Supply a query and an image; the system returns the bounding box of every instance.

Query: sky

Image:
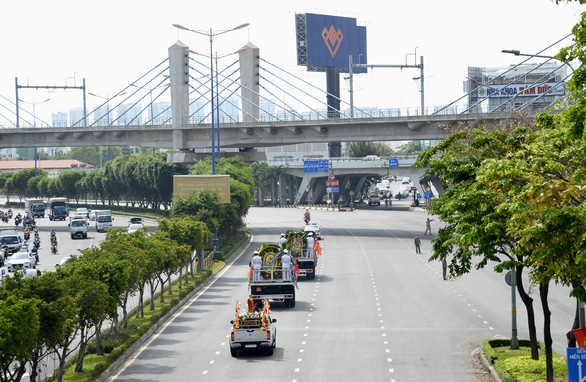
[0,0,584,125]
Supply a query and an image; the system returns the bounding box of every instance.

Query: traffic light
[412,186,417,193]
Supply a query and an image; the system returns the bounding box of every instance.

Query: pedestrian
[424,218,434,235]
[279,233,287,247]
[414,235,421,253]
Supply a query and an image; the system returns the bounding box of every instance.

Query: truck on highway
[68,216,88,239]
[94,210,113,232]
[24,198,46,218]
[249,244,297,308]
[287,229,321,280]
[47,198,69,221]
[230,299,277,357]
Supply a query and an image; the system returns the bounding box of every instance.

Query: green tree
[348,142,393,157]
[58,170,86,202]
[0,295,40,382]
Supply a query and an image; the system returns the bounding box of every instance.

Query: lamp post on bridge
[173,22,249,175]
[189,47,246,161]
[501,49,575,73]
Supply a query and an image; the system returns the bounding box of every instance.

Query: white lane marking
[107,233,254,381]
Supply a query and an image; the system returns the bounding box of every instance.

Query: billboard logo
[321,25,344,57]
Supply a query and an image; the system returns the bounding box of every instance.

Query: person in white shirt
[251,251,262,281]
[281,249,292,281]
[306,232,315,258]
[279,233,287,247]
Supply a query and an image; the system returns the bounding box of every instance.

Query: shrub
[505,355,567,382]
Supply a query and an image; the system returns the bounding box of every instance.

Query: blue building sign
[388,158,398,167]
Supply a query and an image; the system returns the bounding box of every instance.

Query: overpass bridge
[264,155,435,204]
[0,111,508,151]
[0,41,550,161]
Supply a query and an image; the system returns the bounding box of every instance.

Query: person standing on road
[424,218,434,235]
[414,235,421,253]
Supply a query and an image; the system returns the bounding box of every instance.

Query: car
[7,252,36,272]
[76,208,90,218]
[89,210,97,221]
[362,155,380,161]
[21,269,42,279]
[127,223,145,234]
[303,223,322,240]
[128,217,143,225]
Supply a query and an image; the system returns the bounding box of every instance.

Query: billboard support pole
[349,55,354,118]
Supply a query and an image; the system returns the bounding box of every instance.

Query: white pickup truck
[230,304,277,357]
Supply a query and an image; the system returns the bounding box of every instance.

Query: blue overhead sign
[326,187,340,193]
[304,160,329,173]
[388,158,398,167]
[297,13,367,73]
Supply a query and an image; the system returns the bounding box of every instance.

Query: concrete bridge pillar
[239,42,260,122]
[279,173,287,206]
[169,41,190,150]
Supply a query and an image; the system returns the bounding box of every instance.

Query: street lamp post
[173,22,249,174]
[501,49,575,73]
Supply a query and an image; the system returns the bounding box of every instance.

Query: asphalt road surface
[105,206,576,382]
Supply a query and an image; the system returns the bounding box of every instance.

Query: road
[105,206,577,382]
[0,208,157,382]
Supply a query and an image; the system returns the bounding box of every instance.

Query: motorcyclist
[33,236,40,249]
[50,239,58,254]
[24,228,30,241]
[7,208,12,218]
[31,246,39,264]
[50,229,56,241]
[304,209,311,224]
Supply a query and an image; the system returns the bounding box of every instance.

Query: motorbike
[7,210,12,219]
[2,215,8,223]
[31,247,39,264]
[14,217,21,227]
[304,215,310,224]
[51,242,58,255]
[24,231,30,241]
[33,238,40,249]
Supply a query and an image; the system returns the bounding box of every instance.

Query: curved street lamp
[173,22,249,174]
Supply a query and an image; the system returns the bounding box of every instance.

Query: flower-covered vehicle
[230,299,277,357]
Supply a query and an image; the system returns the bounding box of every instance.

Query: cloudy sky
[0,0,583,125]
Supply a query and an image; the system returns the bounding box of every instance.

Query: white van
[95,210,113,232]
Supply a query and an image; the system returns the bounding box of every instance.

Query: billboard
[296,13,367,73]
[173,175,230,203]
[476,82,565,98]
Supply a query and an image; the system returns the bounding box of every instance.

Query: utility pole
[349,55,424,116]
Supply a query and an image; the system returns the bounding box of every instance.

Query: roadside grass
[46,228,248,382]
[483,339,567,382]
